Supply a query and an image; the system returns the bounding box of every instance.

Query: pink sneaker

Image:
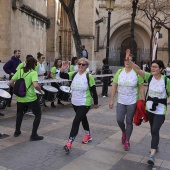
[63,142,72,153]
[124,141,130,151]
[122,133,126,144]
[82,134,92,144]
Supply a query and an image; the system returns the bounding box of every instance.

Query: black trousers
[102,77,108,96]
[147,111,165,149]
[16,99,41,136]
[69,105,90,138]
[51,82,61,104]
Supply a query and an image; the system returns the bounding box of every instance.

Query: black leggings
[69,105,90,139]
[51,82,61,104]
[147,111,165,149]
[16,99,41,136]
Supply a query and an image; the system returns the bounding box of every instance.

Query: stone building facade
[0,0,170,73]
[73,0,170,71]
[0,0,49,62]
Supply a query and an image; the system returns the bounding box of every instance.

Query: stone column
[46,0,59,61]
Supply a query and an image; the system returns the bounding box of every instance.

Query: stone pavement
[0,86,170,170]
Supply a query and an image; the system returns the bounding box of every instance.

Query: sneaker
[122,133,126,144]
[7,103,11,107]
[30,134,44,141]
[147,155,155,165]
[14,131,21,137]
[58,101,64,105]
[82,134,92,144]
[43,103,48,107]
[51,103,56,108]
[103,95,106,98]
[63,142,72,153]
[124,141,130,151]
[0,133,3,138]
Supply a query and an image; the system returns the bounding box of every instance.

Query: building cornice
[80,35,95,39]
[12,0,50,28]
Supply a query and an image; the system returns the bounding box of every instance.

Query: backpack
[71,72,93,97]
[13,70,32,97]
[145,75,168,101]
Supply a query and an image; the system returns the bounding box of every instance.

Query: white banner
[152,32,159,61]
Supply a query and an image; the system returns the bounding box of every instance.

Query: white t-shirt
[56,68,61,79]
[144,73,170,115]
[166,67,170,76]
[38,63,45,81]
[74,65,78,71]
[113,68,143,105]
[142,64,146,71]
[71,73,88,105]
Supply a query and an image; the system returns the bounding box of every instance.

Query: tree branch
[68,0,75,10]
[59,0,68,13]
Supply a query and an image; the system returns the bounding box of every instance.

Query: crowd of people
[0,47,170,167]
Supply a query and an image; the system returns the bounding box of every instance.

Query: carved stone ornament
[12,0,23,10]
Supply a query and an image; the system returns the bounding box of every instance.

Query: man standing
[82,45,88,59]
[101,58,109,97]
[3,50,21,107]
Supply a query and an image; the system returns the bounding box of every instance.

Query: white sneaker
[25,110,34,116]
[103,95,106,98]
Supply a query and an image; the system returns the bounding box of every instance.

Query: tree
[59,0,82,58]
[138,0,169,61]
[153,3,170,62]
[130,0,139,56]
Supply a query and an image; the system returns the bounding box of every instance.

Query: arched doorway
[120,38,137,66]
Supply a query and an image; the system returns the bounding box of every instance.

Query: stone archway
[120,38,137,66]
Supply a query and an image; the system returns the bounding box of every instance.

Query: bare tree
[59,0,82,58]
[153,3,170,62]
[138,0,169,61]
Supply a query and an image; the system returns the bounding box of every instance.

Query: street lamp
[153,23,162,60]
[105,0,115,64]
[155,24,161,34]
[102,0,115,97]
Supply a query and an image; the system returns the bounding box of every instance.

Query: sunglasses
[42,57,45,59]
[78,63,87,66]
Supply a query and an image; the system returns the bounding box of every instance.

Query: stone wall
[0,0,11,62]
[0,0,48,63]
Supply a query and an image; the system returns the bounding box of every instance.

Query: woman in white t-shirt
[37,52,46,82]
[37,52,47,107]
[109,53,145,151]
[126,49,170,166]
[60,58,99,153]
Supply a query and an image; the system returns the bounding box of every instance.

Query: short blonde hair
[78,58,89,66]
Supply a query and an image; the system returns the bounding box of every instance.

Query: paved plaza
[0,86,170,170]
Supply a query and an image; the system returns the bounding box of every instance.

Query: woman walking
[109,53,145,151]
[10,57,44,141]
[126,49,170,165]
[60,58,99,153]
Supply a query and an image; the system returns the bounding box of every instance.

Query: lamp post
[153,23,161,60]
[105,0,115,64]
[101,0,115,97]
